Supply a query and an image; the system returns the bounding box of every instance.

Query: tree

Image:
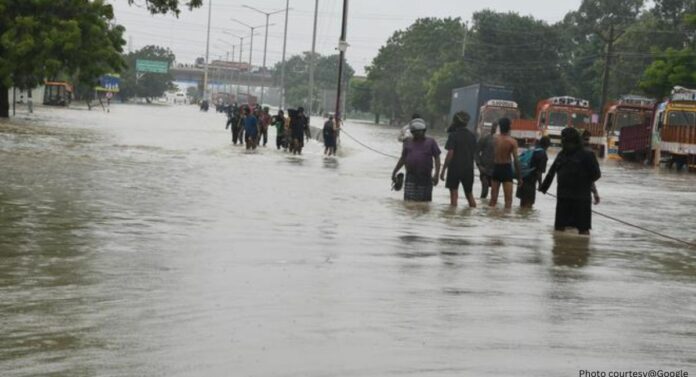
[272,52,354,110]
[129,0,203,15]
[119,45,176,101]
[365,18,466,124]
[348,78,372,113]
[574,0,645,110]
[640,14,696,98]
[0,0,202,118]
[0,0,126,117]
[464,11,566,117]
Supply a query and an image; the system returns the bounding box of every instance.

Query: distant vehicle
[602,95,654,161]
[652,86,696,170]
[43,81,73,106]
[477,100,520,136]
[449,84,514,136]
[200,100,209,112]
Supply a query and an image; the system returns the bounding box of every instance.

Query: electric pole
[280,0,290,109]
[308,0,319,115]
[203,0,212,101]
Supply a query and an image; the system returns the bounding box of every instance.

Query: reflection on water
[1,105,695,376]
[552,232,591,267]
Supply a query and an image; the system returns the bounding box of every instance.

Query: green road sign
[136,59,169,74]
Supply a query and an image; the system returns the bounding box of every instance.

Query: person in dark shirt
[440,111,477,207]
[540,128,601,235]
[323,115,337,156]
[290,107,309,155]
[517,136,551,208]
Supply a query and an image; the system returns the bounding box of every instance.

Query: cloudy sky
[111,0,582,75]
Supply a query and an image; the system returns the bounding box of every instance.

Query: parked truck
[449,84,514,136]
[652,86,696,170]
[508,96,604,153]
[602,95,654,161]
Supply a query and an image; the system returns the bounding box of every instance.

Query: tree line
[0,0,197,118]
[351,0,696,126]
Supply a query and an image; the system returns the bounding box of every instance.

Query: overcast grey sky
[111,0,582,75]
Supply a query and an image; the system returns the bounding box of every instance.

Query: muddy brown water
[1,105,695,376]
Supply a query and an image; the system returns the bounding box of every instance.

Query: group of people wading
[225,104,339,156]
[392,112,602,235]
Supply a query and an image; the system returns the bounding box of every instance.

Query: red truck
[510,96,604,152]
[603,96,654,161]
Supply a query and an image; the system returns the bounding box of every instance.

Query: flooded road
[1,104,695,376]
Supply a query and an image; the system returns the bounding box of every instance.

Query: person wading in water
[540,128,601,235]
[475,122,497,199]
[489,118,522,209]
[323,115,337,156]
[440,111,477,207]
[391,118,441,202]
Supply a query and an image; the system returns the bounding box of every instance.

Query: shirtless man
[489,118,522,209]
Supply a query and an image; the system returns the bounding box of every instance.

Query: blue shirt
[244,115,258,134]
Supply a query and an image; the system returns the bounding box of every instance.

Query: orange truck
[603,95,655,160]
[476,99,520,136]
[510,96,604,152]
[652,86,696,170]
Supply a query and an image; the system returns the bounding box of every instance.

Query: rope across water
[339,125,696,248]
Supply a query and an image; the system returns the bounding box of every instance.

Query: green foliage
[0,0,126,116]
[129,0,203,16]
[366,18,466,122]
[272,52,354,109]
[363,2,694,124]
[119,45,176,100]
[640,48,696,98]
[348,78,372,113]
[639,12,696,98]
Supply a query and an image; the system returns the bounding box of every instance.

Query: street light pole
[308,0,319,115]
[280,0,290,109]
[203,0,212,101]
[334,0,349,120]
[231,18,268,101]
[243,5,285,107]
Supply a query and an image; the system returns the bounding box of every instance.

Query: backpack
[515,147,544,178]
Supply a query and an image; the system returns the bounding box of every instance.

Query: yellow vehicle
[603,96,654,161]
[652,87,696,170]
[43,82,73,106]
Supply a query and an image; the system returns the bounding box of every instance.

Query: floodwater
[1,104,695,377]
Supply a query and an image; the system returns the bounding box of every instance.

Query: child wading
[516,136,551,208]
[540,128,601,235]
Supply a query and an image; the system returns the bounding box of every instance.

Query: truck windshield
[482,108,519,124]
[668,111,696,126]
[571,112,592,127]
[548,112,568,127]
[615,111,644,129]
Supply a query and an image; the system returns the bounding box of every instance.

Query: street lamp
[222,30,256,100]
[231,18,271,100]
[242,5,286,107]
[280,0,290,109]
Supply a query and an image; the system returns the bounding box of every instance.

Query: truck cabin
[654,89,696,134]
[537,97,592,138]
[43,82,73,106]
[604,96,654,135]
[477,100,520,136]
